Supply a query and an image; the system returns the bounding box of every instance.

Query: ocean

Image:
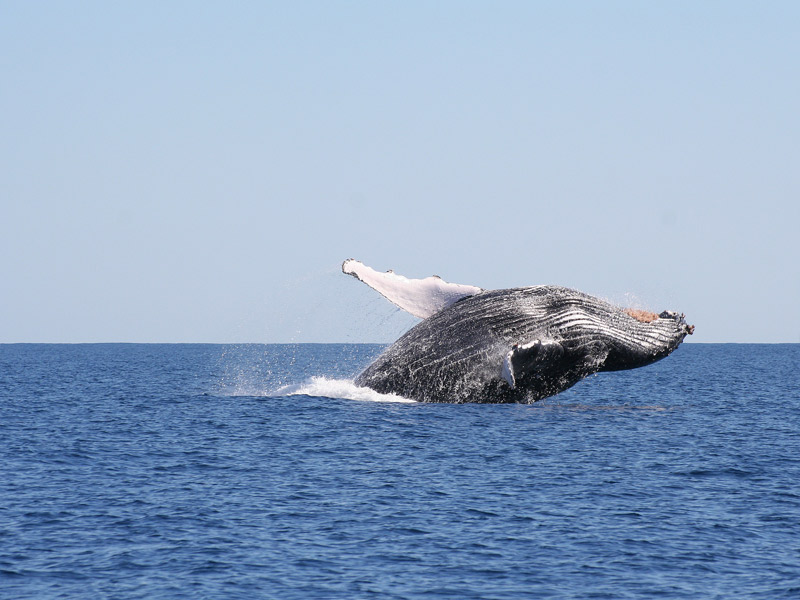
[1,343,799,599]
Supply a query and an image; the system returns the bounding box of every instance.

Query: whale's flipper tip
[342,258,358,276]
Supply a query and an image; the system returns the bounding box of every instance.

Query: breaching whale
[343,259,694,403]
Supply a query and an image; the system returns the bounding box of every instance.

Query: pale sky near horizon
[2,2,798,343]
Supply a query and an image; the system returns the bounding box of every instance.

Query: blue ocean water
[1,343,799,599]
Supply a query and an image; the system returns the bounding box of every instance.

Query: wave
[277,376,416,403]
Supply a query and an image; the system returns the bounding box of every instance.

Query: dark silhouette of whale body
[344,260,694,404]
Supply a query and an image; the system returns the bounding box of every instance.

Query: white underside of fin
[502,350,516,388]
[342,259,483,319]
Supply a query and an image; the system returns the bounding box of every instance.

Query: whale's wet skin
[344,260,693,403]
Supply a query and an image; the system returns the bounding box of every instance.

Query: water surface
[1,343,798,599]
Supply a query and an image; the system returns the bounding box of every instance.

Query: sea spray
[215,343,388,397]
[279,376,415,403]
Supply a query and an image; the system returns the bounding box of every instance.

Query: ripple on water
[0,344,799,599]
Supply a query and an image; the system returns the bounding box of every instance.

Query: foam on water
[279,376,416,403]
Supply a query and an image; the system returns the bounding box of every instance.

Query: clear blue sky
[2,2,798,343]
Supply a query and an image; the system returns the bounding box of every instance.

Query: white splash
[278,376,416,403]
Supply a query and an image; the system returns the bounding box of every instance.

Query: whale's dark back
[355,286,691,403]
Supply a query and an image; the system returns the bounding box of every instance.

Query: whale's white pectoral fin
[342,259,483,319]
[501,350,517,388]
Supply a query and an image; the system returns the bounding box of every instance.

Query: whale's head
[600,308,694,372]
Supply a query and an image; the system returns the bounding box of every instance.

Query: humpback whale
[344,259,694,403]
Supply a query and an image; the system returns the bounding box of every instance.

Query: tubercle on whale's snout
[657,310,695,336]
[676,314,696,336]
